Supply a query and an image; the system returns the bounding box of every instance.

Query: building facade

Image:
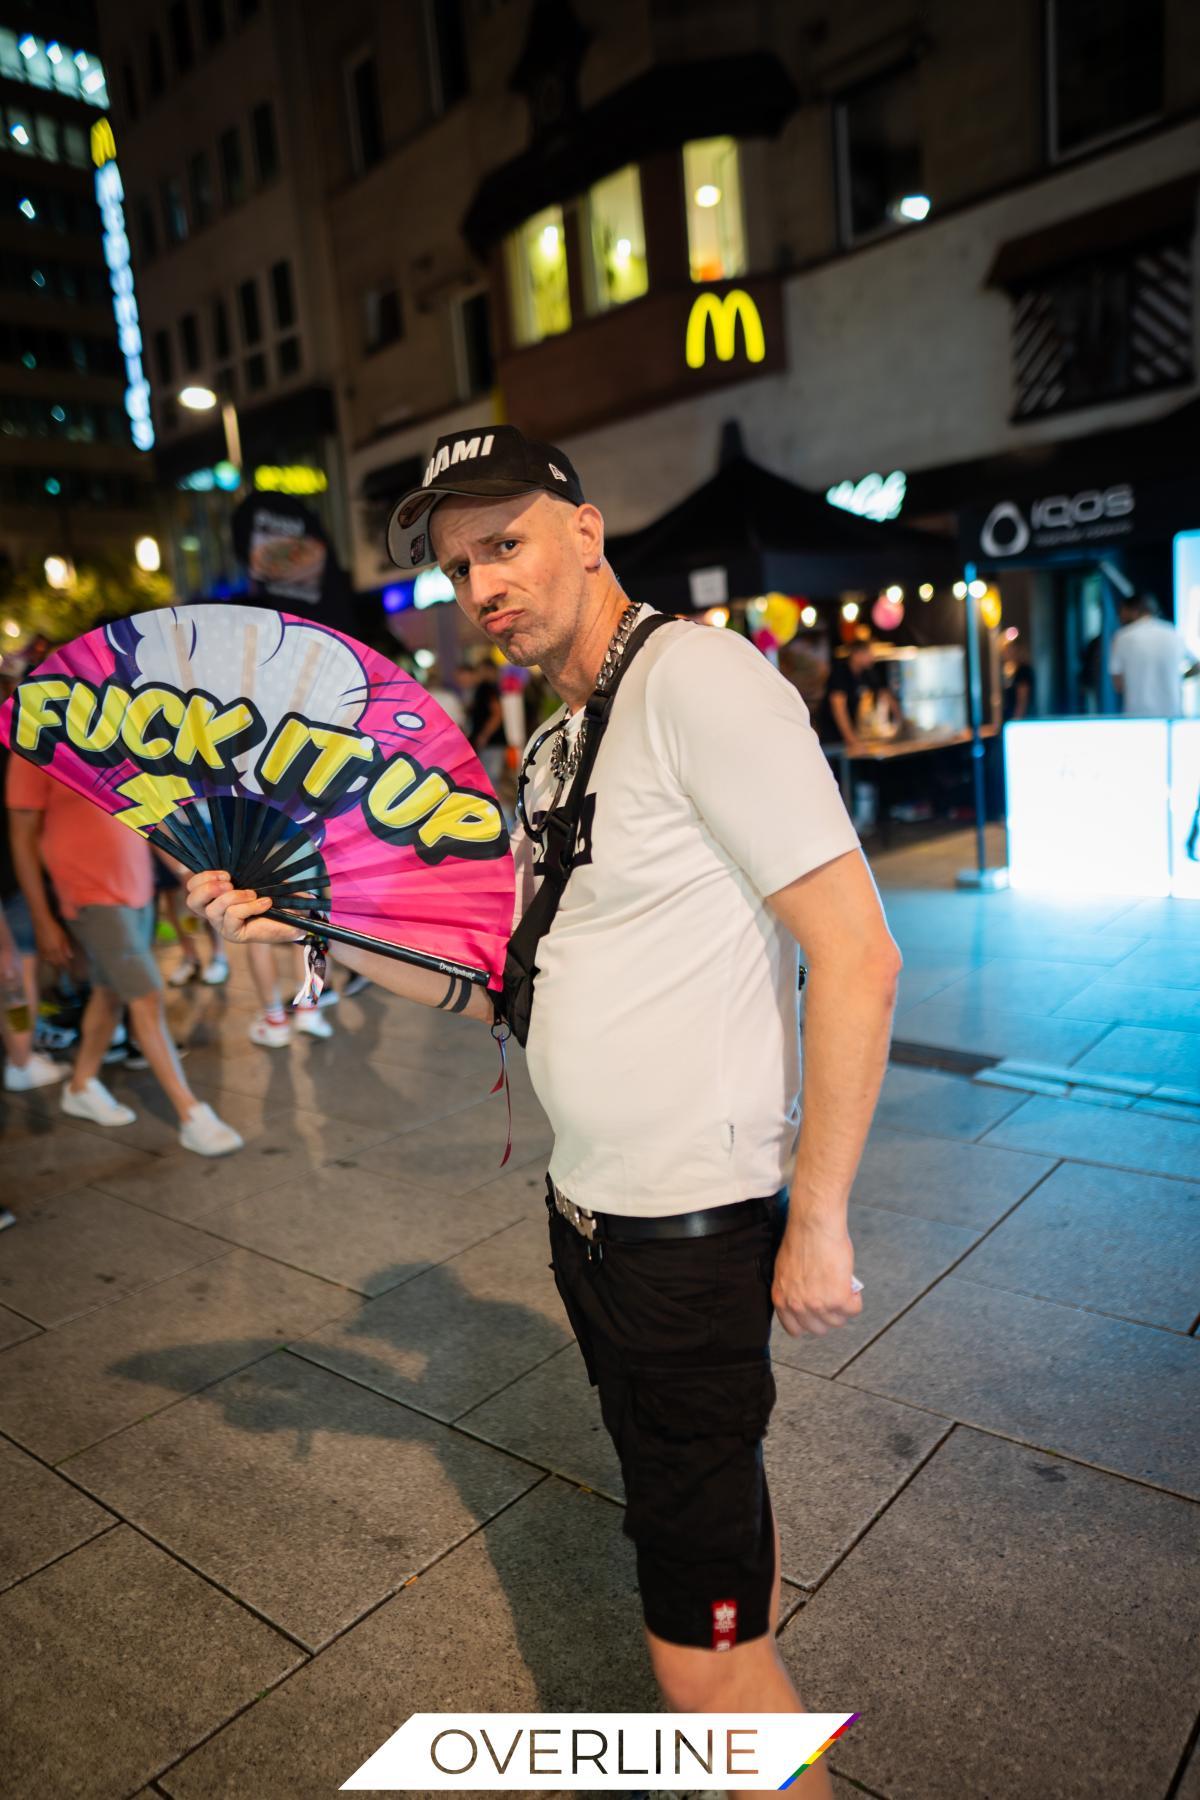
[0,2,159,588]
[96,0,347,601]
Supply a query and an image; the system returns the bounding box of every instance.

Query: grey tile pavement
[849,1125,1054,1230]
[293,1216,573,1419]
[2,1096,159,1203]
[871,1063,1026,1141]
[1055,977,1200,1033]
[0,1434,115,1590]
[0,1301,40,1349]
[160,1478,655,1800]
[952,1159,1200,1331]
[0,1248,356,1462]
[771,1200,982,1378]
[778,1426,1200,1800]
[1069,1024,1200,1087]
[840,1276,1200,1497]
[891,994,1108,1064]
[0,1184,227,1326]
[0,1524,302,1800]
[66,1351,542,1650]
[981,1093,1200,1183]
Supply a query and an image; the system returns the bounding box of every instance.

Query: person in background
[817,639,898,751]
[466,659,507,787]
[426,659,466,733]
[1002,650,1035,722]
[7,757,243,1155]
[1110,593,1199,717]
[157,850,230,990]
[0,743,68,1094]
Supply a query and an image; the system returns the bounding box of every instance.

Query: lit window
[683,138,746,283]
[36,116,60,161]
[7,110,34,154]
[583,165,648,314]
[504,205,570,347]
[62,124,88,168]
[0,31,22,81]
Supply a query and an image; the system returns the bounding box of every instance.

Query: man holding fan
[187,425,899,1797]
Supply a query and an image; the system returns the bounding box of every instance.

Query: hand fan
[0,605,515,991]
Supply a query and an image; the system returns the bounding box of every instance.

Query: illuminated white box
[1005,719,1172,898]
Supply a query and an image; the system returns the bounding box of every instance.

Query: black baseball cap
[386,423,585,570]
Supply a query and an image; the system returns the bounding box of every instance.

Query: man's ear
[574,502,605,572]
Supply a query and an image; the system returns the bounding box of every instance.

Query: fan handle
[265,907,491,988]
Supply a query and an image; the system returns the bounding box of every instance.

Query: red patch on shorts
[711,1597,738,1651]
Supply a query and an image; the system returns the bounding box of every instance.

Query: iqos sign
[980,485,1135,558]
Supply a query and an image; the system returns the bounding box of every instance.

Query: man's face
[849,646,874,674]
[431,491,592,669]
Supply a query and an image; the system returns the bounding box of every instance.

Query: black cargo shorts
[546,1188,786,1651]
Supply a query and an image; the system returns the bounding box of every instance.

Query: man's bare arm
[187,871,495,1024]
[9,808,73,965]
[764,847,901,1334]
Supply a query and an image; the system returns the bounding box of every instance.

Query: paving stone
[0,1186,226,1327]
[1098,898,1200,939]
[0,1101,158,1204]
[779,1427,1200,1800]
[68,1352,541,1650]
[350,1098,553,1195]
[851,1128,1054,1231]
[1070,1025,1200,1088]
[981,1094,1200,1183]
[0,1301,40,1350]
[1132,1097,1200,1123]
[0,1435,114,1590]
[1105,942,1200,990]
[1177,1743,1200,1800]
[459,1343,620,1495]
[293,1217,572,1419]
[0,1524,302,1800]
[1056,978,1200,1034]
[196,1162,520,1297]
[161,1479,654,1800]
[841,1277,1200,1497]
[930,958,1100,1012]
[954,1160,1200,1331]
[90,1107,399,1225]
[468,1158,554,1215]
[872,1064,1026,1142]
[772,1200,981,1379]
[0,1248,356,1462]
[891,995,1107,1065]
[24,1070,274,1158]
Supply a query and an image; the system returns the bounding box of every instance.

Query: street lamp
[178,384,242,474]
[44,554,74,589]
[134,534,161,572]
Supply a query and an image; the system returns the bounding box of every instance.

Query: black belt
[546,1176,787,1244]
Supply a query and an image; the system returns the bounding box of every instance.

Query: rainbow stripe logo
[778,1712,860,1787]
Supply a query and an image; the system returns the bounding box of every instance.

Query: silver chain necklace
[547,603,639,782]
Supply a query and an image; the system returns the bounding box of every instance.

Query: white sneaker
[61,1078,136,1128]
[295,1007,333,1039]
[202,954,230,986]
[168,960,201,988]
[179,1101,243,1157]
[4,1051,70,1092]
[248,1014,291,1048]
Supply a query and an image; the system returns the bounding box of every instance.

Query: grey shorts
[69,902,161,1002]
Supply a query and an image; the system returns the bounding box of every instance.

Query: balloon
[751,627,780,656]
[762,593,801,646]
[872,594,904,631]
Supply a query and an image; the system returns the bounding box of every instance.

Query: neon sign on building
[91,119,153,451]
[684,290,766,369]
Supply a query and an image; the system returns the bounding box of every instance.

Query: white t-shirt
[512,610,861,1217]
[1109,616,1187,717]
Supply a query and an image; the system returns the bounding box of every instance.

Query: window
[146,30,166,99]
[137,196,158,260]
[238,276,261,344]
[211,295,231,357]
[34,117,59,161]
[189,151,213,227]
[160,176,188,244]
[251,101,278,183]
[122,59,140,118]
[179,311,201,372]
[62,125,88,168]
[218,126,244,205]
[244,349,267,391]
[277,335,301,377]
[425,0,467,114]
[455,291,493,398]
[6,107,34,155]
[215,362,235,396]
[683,138,746,280]
[201,0,225,48]
[504,205,570,346]
[169,2,195,74]
[364,285,402,353]
[1048,0,1163,160]
[347,52,383,173]
[153,328,173,384]
[584,165,648,314]
[834,68,924,245]
[270,259,295,329]
[1009,243,1193,420]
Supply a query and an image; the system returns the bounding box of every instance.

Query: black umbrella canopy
[605,451,959,611]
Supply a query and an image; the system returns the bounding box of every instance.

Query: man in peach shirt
[7,759,242,1156]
